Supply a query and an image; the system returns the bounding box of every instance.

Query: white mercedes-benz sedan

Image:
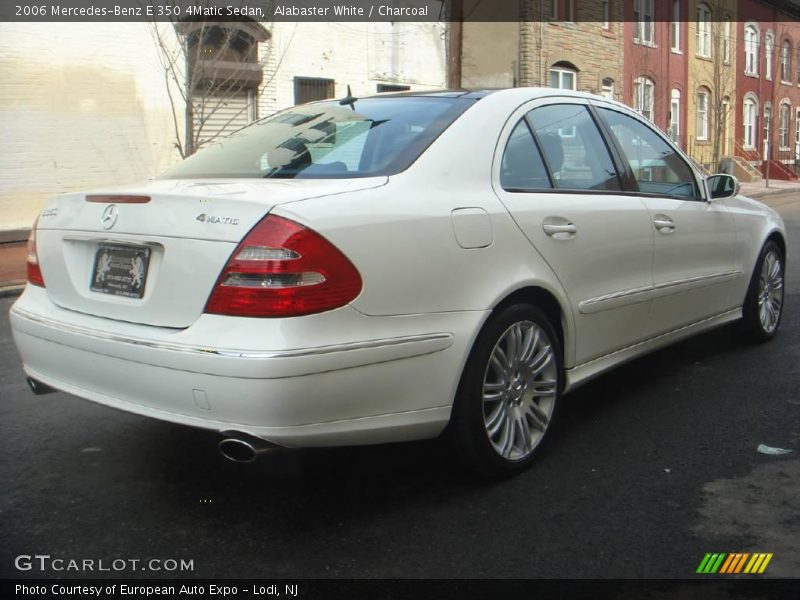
[10,88,787,473]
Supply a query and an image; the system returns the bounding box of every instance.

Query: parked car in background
[10,89,787,474]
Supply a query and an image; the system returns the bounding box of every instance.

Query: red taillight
[26,218,45,287]
[205,215,362,317]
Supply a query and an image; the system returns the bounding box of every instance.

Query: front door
[492,99,655,366]
[593,104,738,338]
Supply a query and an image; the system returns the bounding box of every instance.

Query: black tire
[450,303,563,476]
[741,240,785,343]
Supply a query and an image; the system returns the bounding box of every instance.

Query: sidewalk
[1,180,798,296]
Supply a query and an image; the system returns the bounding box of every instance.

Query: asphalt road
[1,193,799,581]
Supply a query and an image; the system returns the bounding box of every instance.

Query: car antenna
[339,85,357,110]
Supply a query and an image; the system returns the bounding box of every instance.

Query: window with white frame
[782,40,792,82]
[745,26,759,75]
[743,98,757,148]
[671,0,680,51]
[602,0,610,29]
[633,76,655,121]
[669,89,681,142]
[696,4,712,58]
[779,102,791,148]
[550,64,577,90]
[723,18,732,64]
[601,77,615,100]
[765,33,774,79]
[633,0,654,45]
[696,89,710,141]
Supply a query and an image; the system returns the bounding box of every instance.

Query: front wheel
[450,304,562,475]
[742,241,785,342]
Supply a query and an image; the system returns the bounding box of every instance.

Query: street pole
[447,0,463,89]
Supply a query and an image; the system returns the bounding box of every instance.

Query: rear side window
[527,104,621,191]
[500,120,552,191]
[597,107,699,198]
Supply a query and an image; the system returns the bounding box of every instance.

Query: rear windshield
[159,97,474,179]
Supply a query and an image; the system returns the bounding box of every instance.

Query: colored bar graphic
[698,552,773,575]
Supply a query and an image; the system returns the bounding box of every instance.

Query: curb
[743,186,800,199]
[0,284,24,299]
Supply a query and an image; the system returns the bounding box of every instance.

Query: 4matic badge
[196,214,239,226]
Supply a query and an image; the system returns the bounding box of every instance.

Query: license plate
[90,243,150,299]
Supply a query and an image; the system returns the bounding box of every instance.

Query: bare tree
[708,4,736,169]
[146,2,278,157]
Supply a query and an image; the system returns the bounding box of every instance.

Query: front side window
[526,104,620,191]
[633,76,655,121]
[159,97,473,179]
[633,0,654,45]
[696,90,710,141]
[598,107,699,198]
[696,4,712,58]
[746,26,759,75]
[500,120,552,191]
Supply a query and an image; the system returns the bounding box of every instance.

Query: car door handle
[543,223,577,236]
[653,215,676,233]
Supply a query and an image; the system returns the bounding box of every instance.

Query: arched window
[696,3,712,57]
[550,62,578,90]
[696,88,710,141]
[745,25,759,75]
[779,101,792,148]
[743,95,758,149]
[669,89,681,142]
[633,76,655,121]
[766,32,774,79]
[782,40,792,82]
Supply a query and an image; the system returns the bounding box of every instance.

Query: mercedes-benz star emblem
[101,204,118,230]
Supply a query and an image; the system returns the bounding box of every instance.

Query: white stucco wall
[0,21,446,230]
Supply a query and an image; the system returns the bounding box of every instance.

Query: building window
[765,32,773,79]
[669,89,681,143]
[633,0,654,45]
[564,0,575,22]
[779,102,791,148]
[550,64,577,90]
[294,77,335,105]
[601,77,614,100]
[745,26,759,76]
[743,97,757,149]
[797,46,800,83]
[723,18,732,64]
[376,84,411,93]
[550,0,558,19]
[782,40,792,82]
[671,0,680,52]
[696,4,712,58]
[696,89,710,141]
[602,0,610,30]
[633,76,655,121]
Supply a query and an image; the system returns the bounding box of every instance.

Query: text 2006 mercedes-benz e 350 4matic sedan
[10,89,787,474]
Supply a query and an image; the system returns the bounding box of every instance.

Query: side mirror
[707,174,740,200]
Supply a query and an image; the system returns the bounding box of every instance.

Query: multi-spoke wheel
[743,241,785,342]
[451,303,562,474]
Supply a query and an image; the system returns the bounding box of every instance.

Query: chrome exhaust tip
[26,377,55,395]
[218,431,278,463]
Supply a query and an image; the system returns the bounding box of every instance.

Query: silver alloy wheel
[758,250,784,334]
[482,321,557,462]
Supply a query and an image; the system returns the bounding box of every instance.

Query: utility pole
[447,0,463,89]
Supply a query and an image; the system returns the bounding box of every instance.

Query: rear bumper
[10,287,486,447]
